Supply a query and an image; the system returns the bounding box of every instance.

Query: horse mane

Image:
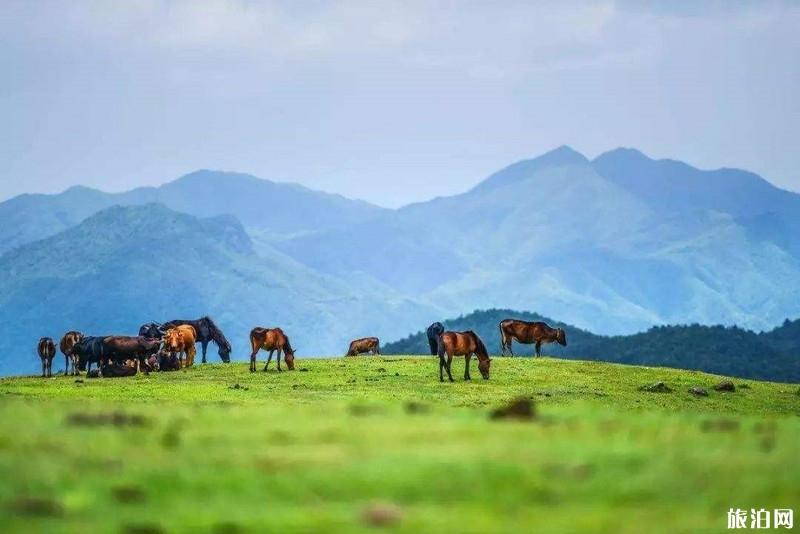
[467,330,489,358]
[201,316,231,350]
[283,334,294,354]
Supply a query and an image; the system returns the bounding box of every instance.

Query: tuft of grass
[0,356,797,533]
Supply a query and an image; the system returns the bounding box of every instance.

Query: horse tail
[437,333,447,363]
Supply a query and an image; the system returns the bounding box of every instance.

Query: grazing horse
[37,337,56,377]
[499,319,567,357]
[163,325,197,368]
[437,331,491,382]
[426,322,444,355]
[249,327,295,372]
[59,331,84,376]
[161,317,231,363]
[346,337,381,356]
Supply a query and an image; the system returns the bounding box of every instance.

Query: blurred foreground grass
[0,356,798,533]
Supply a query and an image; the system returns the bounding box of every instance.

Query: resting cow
[102,336,162,371]
[37,337,56,378]
[346,337,381,356]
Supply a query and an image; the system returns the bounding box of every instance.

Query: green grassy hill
[383,309,800,382]
[0,356,798,533]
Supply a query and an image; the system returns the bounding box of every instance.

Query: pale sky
[1,0,798,207]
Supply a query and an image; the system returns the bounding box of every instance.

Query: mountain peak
[470,145,588,193]
[535,145,589,166]
[593,147,650,164]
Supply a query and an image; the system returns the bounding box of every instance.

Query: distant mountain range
[382,309,800,382]
[1,146,799,376]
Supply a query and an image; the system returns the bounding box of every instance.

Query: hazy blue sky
[1,1,798,207]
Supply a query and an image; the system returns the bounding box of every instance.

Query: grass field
[0,356,798,533]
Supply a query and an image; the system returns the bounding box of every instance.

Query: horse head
[218,342,232,363]
[284,350,295,370]
[556,328,567,346]
[478,357,491,380]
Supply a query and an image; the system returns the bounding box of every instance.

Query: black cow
[37,337,56,377]
[72,336,108,375]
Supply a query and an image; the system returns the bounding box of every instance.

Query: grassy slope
[0,356,798,533]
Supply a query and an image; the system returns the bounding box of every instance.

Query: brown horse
[164,325,197,367]
[499,319,566,357]
[37,337,56,377]
[437,331,491,382]
[249,327,295,372]
[59,331,84,376]
[346,337,381,356]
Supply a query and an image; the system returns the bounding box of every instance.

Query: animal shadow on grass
[490,397,537,421]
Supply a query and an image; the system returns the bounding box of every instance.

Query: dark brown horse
[37,337,56,377]
[59,331,84,376]
[437,331,490,382]
[249,327,295,372]
[346,337,380,356]
[499,319,566,357]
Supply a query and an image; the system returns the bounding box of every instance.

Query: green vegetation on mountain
[0,357,797,533]
[384,309,800,382]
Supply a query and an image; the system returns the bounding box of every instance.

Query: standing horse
[163,325,197,368]
[499,319,566,357]
[59,331,84,376]
[346,337,381,356]
[37,337,56,377]
[437,331,491,382]
[160,317,231,363]
[249,327,295,372]
[426,322,444,355]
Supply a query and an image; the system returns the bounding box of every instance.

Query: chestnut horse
[37,337,56,377]
[164,325,197,367]
[59,331,84,376]
[346,337,380,356]
[249,327,295,372]
[437,330,491,382]
[499,319,566,357]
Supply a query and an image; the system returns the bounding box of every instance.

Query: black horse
[140,317,231,363]
[426,322,444,355]
[72,336,108,375]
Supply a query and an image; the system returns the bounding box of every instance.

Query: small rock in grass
[299,368,309,372]
[638,382,672,393]
[361,502,403,527]
[404,401,429,414]
[490,397,536,421]
[111,485,146,504]
[74,379,84,384]
[713,380,735,392]
[9,497,63,517]
[689,386,709,397]
[228,383,249,391]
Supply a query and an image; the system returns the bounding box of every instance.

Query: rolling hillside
[383,309,800,382]
[0,358,797,532]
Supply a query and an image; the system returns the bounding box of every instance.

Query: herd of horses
[36,316,567,383]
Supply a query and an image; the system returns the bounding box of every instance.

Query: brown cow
[37,337,56,377]
[164,325,197,368]
[346,337,381,356]
[499,319,566,357]
[249,327,295,372]
[437,330,490,382]
[59,331,84,376]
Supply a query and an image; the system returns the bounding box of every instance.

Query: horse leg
[446,354,454,382]
[535,340,542,357]
[249,348,257,372]
[263,350,274,372]
[49,358,53,377]
[438,352,445,382]
[464,353,472,380]
[276,348,282,372]
[41,358,46,378]
[201,341,208,364]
